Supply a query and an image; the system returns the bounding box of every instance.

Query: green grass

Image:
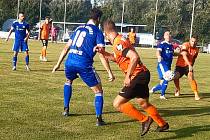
[0,39,210,140]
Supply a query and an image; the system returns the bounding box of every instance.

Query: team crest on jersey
[117,44,123,51]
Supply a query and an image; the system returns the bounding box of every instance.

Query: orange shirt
[40,23,50,40]
[176,42,199,67]
[113,34,147,79]
[128,32,136,44]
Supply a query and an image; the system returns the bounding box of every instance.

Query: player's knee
[139,100,150,110]
[113,100,121,110]
[65,80,72,85]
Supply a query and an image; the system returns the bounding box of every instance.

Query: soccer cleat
[96,115,106,126]
[43,57,48,62]
[25,65,31,71]
[155,123,169,132]
[195,95,200,101]
[175,90,180,96]
[149,87,155,94]
[160,95,167,100]
[63,107,70,117]
[12,66,16,71]
[141,116,153,136]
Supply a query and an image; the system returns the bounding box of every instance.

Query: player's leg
[188,71,200,100]
[174,66,183,96]
[150,64,163,93]
[12,51,18,70]
[79,67,105,126]
[137,98,169,132]
[160,80,168,99]
[40,40,48,61]
[22,41,30,71]
[63,65,78,116]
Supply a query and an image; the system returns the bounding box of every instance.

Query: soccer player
[39,16,51,62]
[52,8,114,126]
[128,28,136,47]
[174,35,200,100]
[6,12,30,71]
[96,20,169,136]
[150,31,174,99]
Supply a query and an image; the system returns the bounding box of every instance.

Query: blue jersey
[12,21,30,41]
[65,23,105,67]
[157,41,174,68]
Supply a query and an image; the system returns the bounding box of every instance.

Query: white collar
[161,40,171,45]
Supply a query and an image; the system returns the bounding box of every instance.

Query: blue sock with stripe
[25,55,29,65]
[153,84,162,92]
[94,92,103,117]
[13,56,17,67]
[161,80,168,96]
[64,83,72,109]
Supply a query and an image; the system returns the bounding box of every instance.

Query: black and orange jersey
[176,42,199,67]
[112,34,147,79]
[40,23,51,40]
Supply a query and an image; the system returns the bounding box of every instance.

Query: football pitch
[0,39,210,140]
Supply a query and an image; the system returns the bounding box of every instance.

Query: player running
[39,16,51,62]
[174,35,200,100]
[96,20,169,136]
[6,12,30,71]
[150,31,174,99]
[52,8,114,126]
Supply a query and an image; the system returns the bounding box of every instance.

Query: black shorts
[175,66,190,78]
[41,39,48,47]
[119,70,150,99]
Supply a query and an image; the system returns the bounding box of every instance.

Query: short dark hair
[191,34,198,40]
[103,19,116,32]
[90,8,103,20]
[19,12,25,15]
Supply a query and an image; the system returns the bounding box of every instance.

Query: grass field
[0,39,210,140]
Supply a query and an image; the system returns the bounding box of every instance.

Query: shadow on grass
[69,111,120,117]
[156,125,210,140]
[106,119,136,125]
[159,106,210,118]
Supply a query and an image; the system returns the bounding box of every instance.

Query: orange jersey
[40,23,50,39]
[176,42,199,67]
[113,34,147,79]
[128,32,136,44]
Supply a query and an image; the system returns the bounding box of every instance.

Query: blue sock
[13,56,17,67]
[161,80,168,96]
[153,84,162,92]
[25,55,29,65]
[94,92,103,117]
[63,83,72,109]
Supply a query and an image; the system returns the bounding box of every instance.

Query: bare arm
[124,49,139,87]
[5,28,13,41]
[181,45,193,71]
[156,49,162,62]
[98,47,115,81]
[24,28,30,42]
[52,40,72,73]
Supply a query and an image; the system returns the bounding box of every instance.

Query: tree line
[0,0,210,42]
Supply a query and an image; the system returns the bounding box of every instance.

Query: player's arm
[156,45,162,62]
[25,26,30,42]
[123,48,139,87]
[181,45,193,71]
[52,39,72,73]
[97,47,115,81]
[5,27,14,41]
[38,24,43,40]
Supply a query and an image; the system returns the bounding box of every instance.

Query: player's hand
[24,38,28,42]
[157,56,162,62]
[52,64,60,73]
[108,72,115,82]
[189,65,193,72]
[94,46,104,54]
[124,76,131,87]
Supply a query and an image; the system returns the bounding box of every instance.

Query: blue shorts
[65,64,101,87]
[13,40,29,52]
[157,61,171,80]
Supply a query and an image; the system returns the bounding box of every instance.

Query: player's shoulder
[12,20,18,25]
[182,42,190,49]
